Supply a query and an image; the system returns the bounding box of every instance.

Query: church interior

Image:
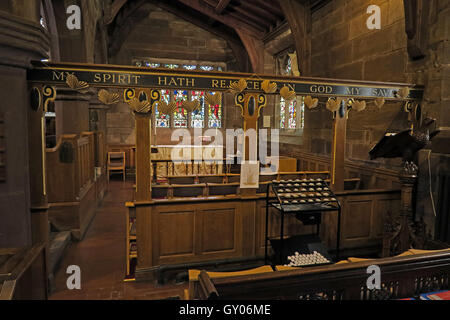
[0,0,449,301]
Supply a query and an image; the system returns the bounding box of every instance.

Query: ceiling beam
[151,0,252,72]
[278,0,312,76]
[105,0,129,25]
[228,4,273,28]
[249,0,284,17]
[235,28,265,73]
[237,1,282,23]
[176,0,266,38]
[215,0,231,14]
[150,0,242,46]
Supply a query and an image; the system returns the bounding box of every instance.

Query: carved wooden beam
[403,0,431,60]
[151,0,247,52]
[176,0,266,38]
[105,0,129,25]
[278,0,312,76]
[227,40,252,72]
[235,28,265,73]
[238,1,282,23]
[215,0,231,14]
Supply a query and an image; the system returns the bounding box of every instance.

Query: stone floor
[50,178,187,300]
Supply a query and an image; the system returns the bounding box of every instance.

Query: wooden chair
[207,183,239,196]
[198,174,226,184]
[107,151,126,181]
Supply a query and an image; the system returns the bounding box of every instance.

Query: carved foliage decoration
[98,89,120,105]
[124,89,161,115]
[205,92,222,107]
[229,78,247,94]
[280,86,296,102]
[66,74,89,93]
[261,80,278,94]
[304,96,319,109]
[326,97,342,113]
[182,99,200,113]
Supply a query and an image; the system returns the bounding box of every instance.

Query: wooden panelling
[0,112,5,182]
[344,201,372,239]
[324,190,402,250]
[200,208,236,253]
[159,211,195,257]
[282,148,400,190]
[132,183,401,279]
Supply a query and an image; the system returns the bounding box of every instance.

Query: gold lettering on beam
[212,80,219,88]
[345,87,360,95]
[168,78,178,86]
[186,78,195,87]
[310,85,333,94]
[52,71,66,81]
[132,75,141,85]
[94,73,101,83]
[103,74,112,83]
[159,77,168,86]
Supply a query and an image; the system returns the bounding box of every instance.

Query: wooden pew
[46,132,107,240]
[207,183,240,196]
[167,175,197,185]
[188,249,450,300]
[0,243,48,300]
[172,184,207,198]
[198,174,226,184]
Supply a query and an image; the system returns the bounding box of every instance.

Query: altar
[151,145,224,180]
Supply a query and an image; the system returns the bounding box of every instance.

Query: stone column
[55,88,91,137]
[0,8,50,248]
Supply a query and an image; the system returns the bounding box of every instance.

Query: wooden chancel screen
[27,62,424,278]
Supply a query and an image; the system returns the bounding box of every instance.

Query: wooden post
[236,93,266,197]
[29,86,55,246]
[331,101,348,192]
[134,113,152,202]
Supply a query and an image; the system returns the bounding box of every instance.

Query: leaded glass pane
[173,90,188,128]
[155,89,171,128]
[208,92,222,128]
[191,91,205,128]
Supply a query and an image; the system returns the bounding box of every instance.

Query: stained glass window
[280,97,305,130]
[200,66,214,72]
[285,57,292,76]
[280,98,286,129]
[288,99,297,129]
[146,62,160,68]
[183,65,197,71]
[190,91,205,128]
[208,92,222,128]
[165,64,179,69]
[155,89,171,128]
[173,90,188,128]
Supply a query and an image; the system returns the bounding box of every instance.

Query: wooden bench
[188,249,450,300]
